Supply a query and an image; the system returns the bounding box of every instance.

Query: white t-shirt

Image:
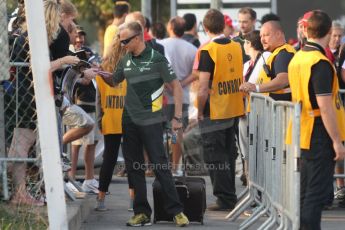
[158,37,197,104]
[243,51,271,84]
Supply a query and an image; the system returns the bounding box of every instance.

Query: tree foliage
[71,0,140,28]
[71,0,172,28]
[6,0,18,13]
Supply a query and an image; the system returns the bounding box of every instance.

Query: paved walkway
[79,175,345,230]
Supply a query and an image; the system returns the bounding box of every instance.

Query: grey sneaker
[95,197,107,211]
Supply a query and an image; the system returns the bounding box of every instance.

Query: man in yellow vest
[288,10,345,230]
[240,20,295,101]
[197,9,244,211]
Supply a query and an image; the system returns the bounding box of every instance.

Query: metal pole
[0,85,8,200]
[24,0,68,229]
[141,0,152,22]
[170,0,177,18]
[271,0,278,14]
[210,0,222,10]
[0,0,10,81]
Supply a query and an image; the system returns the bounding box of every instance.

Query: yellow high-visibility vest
[95,76,126,134]
[257,44,296,95]
[201,40,244,120]
[287,49,345,149]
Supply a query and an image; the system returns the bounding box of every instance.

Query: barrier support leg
[226,188,254,221]
[239,203,265,229]
[237,186,249,201]
[258,206,276,230]
[264,208,279,230]
[277,214,287,230]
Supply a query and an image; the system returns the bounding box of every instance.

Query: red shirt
[325,47,335,64]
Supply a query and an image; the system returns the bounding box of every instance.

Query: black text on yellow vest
[202,41,245,120]
[96,76,126,134]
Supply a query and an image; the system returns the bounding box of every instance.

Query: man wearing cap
[75,27,94,60]
[288,10,345,229]
[294,17,307,50]
[223,14,235,38]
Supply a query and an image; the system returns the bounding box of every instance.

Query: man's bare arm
[317,95,345,161]
[166,79,183,131]
[240,72,289,93]
[197,71,210,120]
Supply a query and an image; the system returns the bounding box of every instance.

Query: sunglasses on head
[120,33,139,45]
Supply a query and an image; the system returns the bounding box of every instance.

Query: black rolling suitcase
[152,176,206,224]
[152,129,206,224]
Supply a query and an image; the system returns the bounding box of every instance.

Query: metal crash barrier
[226,93,301,230]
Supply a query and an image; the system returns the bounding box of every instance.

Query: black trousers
[98,134,122,192]
[122,121,183,217]
[300,123,335,230]
[199,118,237,208]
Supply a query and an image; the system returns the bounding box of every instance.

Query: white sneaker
[82,179,99,194]
[91,178,99,188]
[172,170,183,177]
[66,182,79,193]
[67,181,86,199]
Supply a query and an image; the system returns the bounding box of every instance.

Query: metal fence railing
[0,62,42,201]
[226,93,301,230]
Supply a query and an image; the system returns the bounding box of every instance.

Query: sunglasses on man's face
[120,33,139,45]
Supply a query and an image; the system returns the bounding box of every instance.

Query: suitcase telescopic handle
[166,127,187,184]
